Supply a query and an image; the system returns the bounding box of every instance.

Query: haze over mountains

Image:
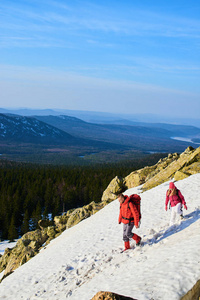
[35,115,200,146]
[1,107,200,127]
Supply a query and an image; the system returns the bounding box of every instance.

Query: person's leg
[170,206,176,225]
[176,202,183,219]
[126,223,134,239]
[132,233,141,245]
[126,222,141,245]
[122,223,133,250]
[123,223,130,241]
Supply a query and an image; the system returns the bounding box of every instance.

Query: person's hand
[165,206,168,211]
[184,204,187,210]
[119,222,121,224]
[135,225,139,229]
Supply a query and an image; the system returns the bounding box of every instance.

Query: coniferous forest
[0,152,167,241]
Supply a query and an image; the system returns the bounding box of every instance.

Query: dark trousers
[123,223,134,242]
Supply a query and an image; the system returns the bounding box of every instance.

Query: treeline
[0,152,167,240]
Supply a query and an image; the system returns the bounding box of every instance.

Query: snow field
[0,174,199,300]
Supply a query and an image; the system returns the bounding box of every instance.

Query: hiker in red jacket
[165,182,187,225]
[118,193,141,252]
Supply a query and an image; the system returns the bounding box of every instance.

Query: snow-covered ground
[0,174,200,300]
[0,240,17,255]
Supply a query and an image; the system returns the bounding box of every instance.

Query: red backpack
[127,194,141,221]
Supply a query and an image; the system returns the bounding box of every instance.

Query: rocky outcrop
[0,229,48,280]
[101,146,200,201]
[54,199,112,229]
[142,146,200,191]
[0,222,70,280]
[91,291,137,300]
[180,279,200,300]
[174,162,200,181]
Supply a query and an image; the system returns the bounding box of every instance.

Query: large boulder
[173,170,190,181]
[55,201,113,229]
[0,248,13,274]
[124,165,156,189]
[66,206,92,228]
[101,176,126,201]
[180,279,200,300]
[22,229,48,245]
[46,226,57,240]
[38,219,54,230]
[54,214,71,232]
[91,291,137,300]
[54,201,107,228]
[180,161,200,176]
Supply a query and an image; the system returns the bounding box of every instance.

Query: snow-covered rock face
[0,174,199,300]
[0,114,73,143]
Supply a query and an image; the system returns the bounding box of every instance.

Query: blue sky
[0,0,200,117]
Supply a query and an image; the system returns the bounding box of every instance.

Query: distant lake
[147,151,168,154]
[171,137,200,145]
[79,153,97,158]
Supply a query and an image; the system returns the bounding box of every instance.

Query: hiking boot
[136,238,141,246]
[132,233,141,245]
[123,241,130,251]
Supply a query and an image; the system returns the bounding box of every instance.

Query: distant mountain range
[34,115,200,150]
[0,113,126,150]
[0,110,200,164]
[1,107,200,127]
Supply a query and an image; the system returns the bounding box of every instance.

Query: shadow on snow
[143,208,200,246]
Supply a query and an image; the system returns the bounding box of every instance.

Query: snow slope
[0,241,17,255]
[0,174,200,300]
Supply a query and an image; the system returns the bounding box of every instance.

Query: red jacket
[118,195,140,226]
[165,188,186,208]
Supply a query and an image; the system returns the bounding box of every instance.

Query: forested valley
[0,152,167,241]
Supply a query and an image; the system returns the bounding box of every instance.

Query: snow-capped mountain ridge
[0,174,199,300]
[0,113,74,143]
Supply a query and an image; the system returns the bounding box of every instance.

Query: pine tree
[8,215,18,241]
[21,210,30,235]
[30,202,42,231]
